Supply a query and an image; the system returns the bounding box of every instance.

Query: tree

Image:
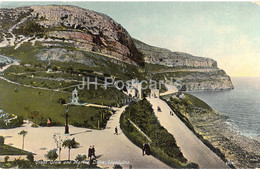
[18,130,28,150]
[53,133,63,161]
[45,149,58,161]
[62,138,79,161]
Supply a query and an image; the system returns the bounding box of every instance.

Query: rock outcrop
[0,5,143,65]
[134,39,217,68]
[0,55,20,67]
[133,39,234,91]
[37,48,96,67]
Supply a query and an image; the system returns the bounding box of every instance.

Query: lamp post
[65,106,69,134]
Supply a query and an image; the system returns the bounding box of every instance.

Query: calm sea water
[190,77,260,138]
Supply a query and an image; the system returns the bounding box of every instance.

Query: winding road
[148,97,229,168]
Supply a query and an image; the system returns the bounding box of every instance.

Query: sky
[0,1,260,77]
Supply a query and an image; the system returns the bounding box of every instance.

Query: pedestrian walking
[47,118,51,127]
[92,145,96,158]
[145,143,151,155]
[88,146,92,159]
[142,143,151,156]
[114,126,118,135]
[142,143,145,156]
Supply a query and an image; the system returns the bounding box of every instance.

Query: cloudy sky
[1,1,260,77]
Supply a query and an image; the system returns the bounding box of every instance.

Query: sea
[190,77,260,138]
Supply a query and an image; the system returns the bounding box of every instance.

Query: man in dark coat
[92,145,96,158]
[145,143,151,155]
[88,146,92,159]
[114,126,118,135]
[143,143,151,156]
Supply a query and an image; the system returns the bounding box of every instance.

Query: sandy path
[148,98,229,168]
[0,105,170,168]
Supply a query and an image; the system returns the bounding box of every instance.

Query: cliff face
[0,5,143,65]
[134,39,217,68]
[134,39,234,91]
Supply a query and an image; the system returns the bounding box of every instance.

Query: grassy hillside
[0,78,116,129]
[0,42,146,81]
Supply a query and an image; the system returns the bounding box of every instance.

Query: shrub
[4,156,9,163]
[8,116,24,128]
[31,123,38,128]
[45,149,58,161]
[0,136,5,144]
[13,158,31,168]
[75,154,86,163]
[26,153,34,163]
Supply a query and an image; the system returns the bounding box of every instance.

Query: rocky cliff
[134,39,234,91]
[0,5,143,65]
[0,5,233,91]
[134,39,217,68]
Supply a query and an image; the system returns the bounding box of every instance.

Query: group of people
[88,145,96,159]
[157,106,174,116]
[142,143,151,156]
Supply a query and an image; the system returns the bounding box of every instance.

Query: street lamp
[65,106,69,134]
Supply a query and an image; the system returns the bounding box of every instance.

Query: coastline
[162,92,260,168]
[188,109,260,168]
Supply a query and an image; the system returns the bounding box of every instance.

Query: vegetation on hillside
[120,99,198,168]
[13,20,45,37]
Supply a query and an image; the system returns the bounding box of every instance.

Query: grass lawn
[0,144,32,155]
[0,78,114,129]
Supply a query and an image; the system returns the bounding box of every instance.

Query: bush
[13,20,45,36]
[75,154,86,163]
[26,153,34,163]
[45,149,58,161]
[8,116,24,128]
[4,156,9,163]
[0,136,5,144]
[13,158,31,168]
[31,123,38,128]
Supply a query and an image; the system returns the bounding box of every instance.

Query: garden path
[0,105,170,168]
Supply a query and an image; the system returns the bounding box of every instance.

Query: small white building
[150,89,160,98]
[24,64,31,67]
[127,81,142,99]
[71,88,79,104]
[46,68,53,73]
